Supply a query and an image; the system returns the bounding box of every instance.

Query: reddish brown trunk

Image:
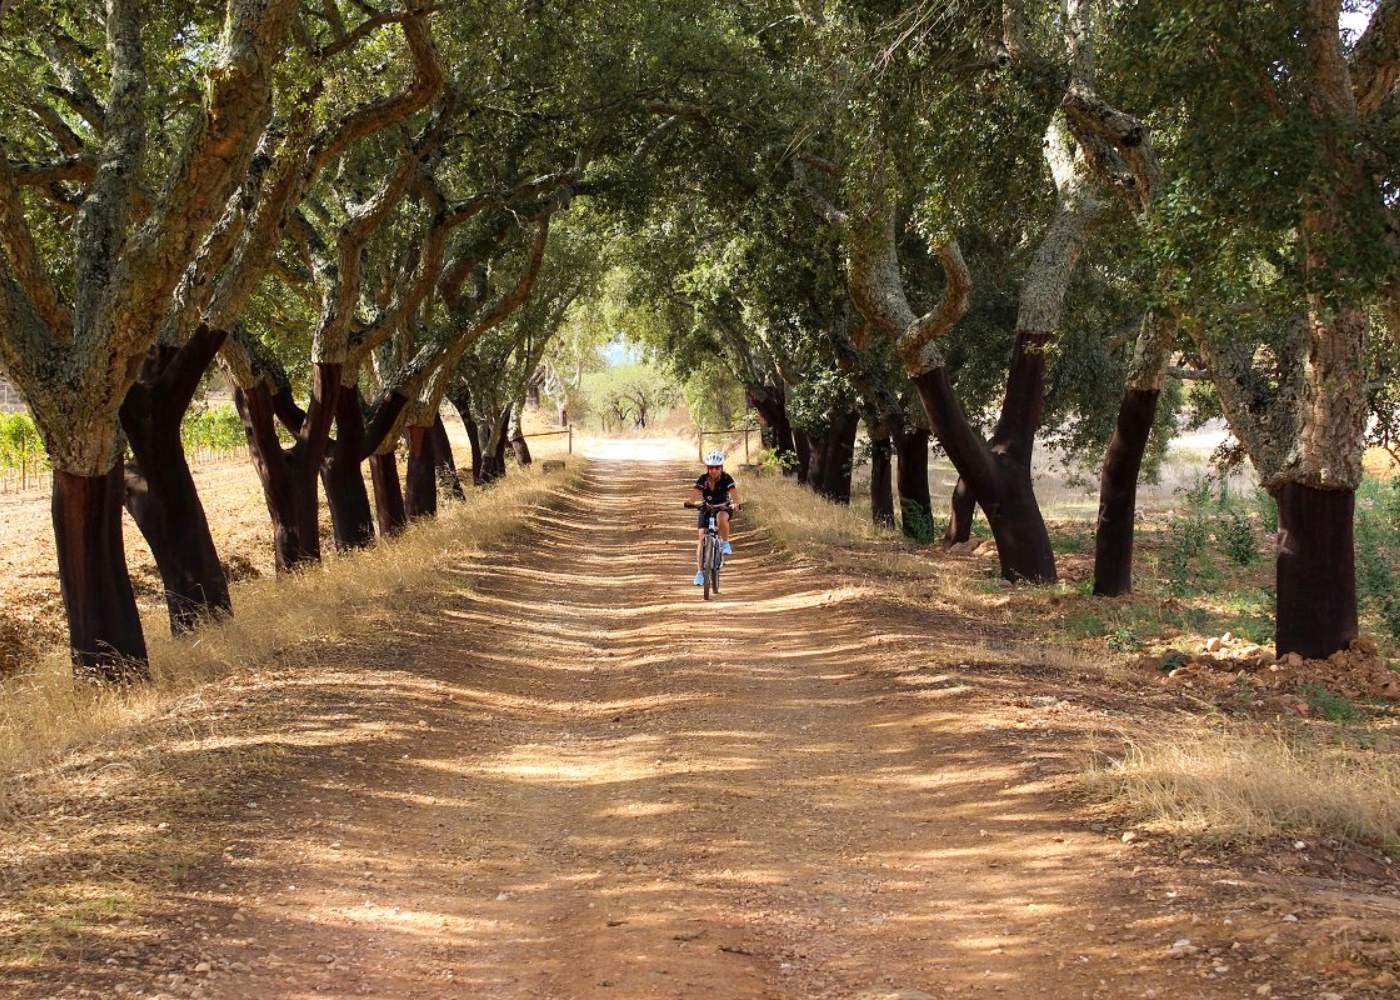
[120,326,231,633]
[1274,483,1358,658]
[869,433,895,527]
[446,386,483,485]
[53,464,149,680]
[431,414,467,499]
[235,363,341,571]
[818,411,859,504]
[368,451,407,537]
[405,425,438,519]
[894,427,933,540]
[322,387,375,550]
[911,333,1057,583]
[941,478,975,545]
[1092,387,1161,596]
[509,417,533,466]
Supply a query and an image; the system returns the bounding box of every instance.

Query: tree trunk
[1092,387,1161,596]
[120,327,231,633]
[322,387,375,551]
[446,384,483,485]
[465,414,483,485]
[1274,483,1358,658]
[405,424,438,519]
[53,464,149,680]
[750,390,796,466]
[509,406,533,466]
[793,428,812,484]
[817,411,859,504]
[869,433,895,527]
[806,429,828,494]
[368,450,407,537]
[430,414,466,500]
[912,332,1057,583]
[478,408,511,483]
[894,427,933,540]
[941,477,975,546]
[234,363,340,572]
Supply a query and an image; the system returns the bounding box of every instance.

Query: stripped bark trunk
[120,325,231,632]
[322,386,375,550]
[911,337,1057,582]
[869,432,895,527]
[1091,388,1159,595]
[53,463,149,680]
[1276,482,1358,657]
[431,414,466,499]
[446,383,483,485]
[940,477,976,546]
[235,363,340,571]
[405,424,437,519]
[368,450,407,537]
[817,411,859,504]
[1092,318,1172,595]
[893,427,933,540]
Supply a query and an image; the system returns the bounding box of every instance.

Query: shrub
[1218,507,1257,566]
[1107,625,1141,653]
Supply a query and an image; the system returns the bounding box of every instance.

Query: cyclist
[690,450,739,585]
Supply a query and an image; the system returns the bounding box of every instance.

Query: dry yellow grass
[1087,723,1400,847]
[744,471,889,550]
[0,467,566,803]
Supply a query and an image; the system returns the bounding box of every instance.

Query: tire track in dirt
[24,457,1308,998]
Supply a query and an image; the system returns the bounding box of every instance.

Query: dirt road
[9,458,1334,998]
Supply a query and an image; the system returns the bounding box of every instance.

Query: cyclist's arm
[727,486,740,509]
[689,485,703,503]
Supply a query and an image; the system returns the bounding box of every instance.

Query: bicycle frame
[690,501,730,600]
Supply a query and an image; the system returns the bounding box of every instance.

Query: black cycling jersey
[694,471,737,506]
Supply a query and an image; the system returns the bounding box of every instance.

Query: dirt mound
[1137,637,1400,715]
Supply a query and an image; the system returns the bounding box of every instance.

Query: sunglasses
[706,465,721,471]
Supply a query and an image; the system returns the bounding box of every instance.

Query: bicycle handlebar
[684,500,734,510]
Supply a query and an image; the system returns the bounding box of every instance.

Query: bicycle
[684,500,733,600]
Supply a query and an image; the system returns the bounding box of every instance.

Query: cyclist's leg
[696,528,706,567]
[717,511,730,542]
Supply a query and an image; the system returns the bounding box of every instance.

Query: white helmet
[703,450,726,466]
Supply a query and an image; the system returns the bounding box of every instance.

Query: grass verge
[1087,723,1400,849]
[0,466,568,806]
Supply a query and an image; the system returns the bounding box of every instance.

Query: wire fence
[696,427,759,466]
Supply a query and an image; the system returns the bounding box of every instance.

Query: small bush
[1218,507,1257,566]
[1107,625,1141,653]
[899,500,936,544]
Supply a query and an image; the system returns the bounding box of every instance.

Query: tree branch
[0,153,72,337]
[1351,0,1400,119]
